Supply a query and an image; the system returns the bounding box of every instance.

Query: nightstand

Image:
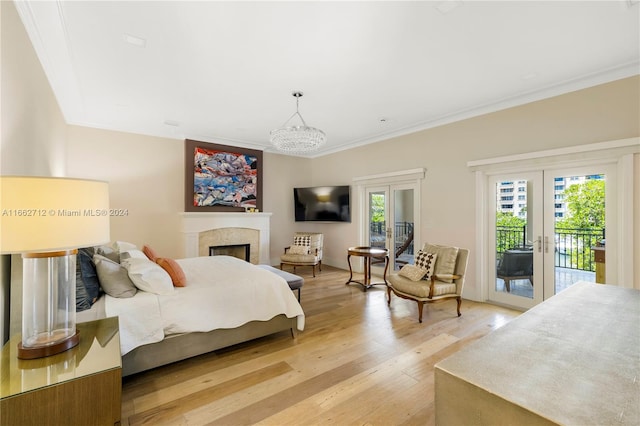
[1,317,122,425]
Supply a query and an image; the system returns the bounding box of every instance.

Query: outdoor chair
[497,248,533,292]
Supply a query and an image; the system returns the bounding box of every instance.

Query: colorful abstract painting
[193,147,258,208]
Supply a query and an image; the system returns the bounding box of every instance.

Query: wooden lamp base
[17,330,80,359]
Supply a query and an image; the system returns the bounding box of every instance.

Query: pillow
[293,235,311,246]
[415,251,438,281]
[156,258,187,287]
[423,244,458,283]
[96,245,119,263]
[122,257,174,295]
[119,248,147,263]
[142,245,159,262]
[398,264,428,281]
[78,247,101,303]
[75,263,91,312]
[93,254,137,298]
[113,241,137,253]
[288,245,310,255]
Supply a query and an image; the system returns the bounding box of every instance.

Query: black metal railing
[496,225,604,271]
[369,221,414,255]
[555,227,604,272]
[496,225,527,257]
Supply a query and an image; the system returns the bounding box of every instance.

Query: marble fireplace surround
[180,212,271,264]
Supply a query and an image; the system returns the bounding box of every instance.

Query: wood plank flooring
[121,265,521,426]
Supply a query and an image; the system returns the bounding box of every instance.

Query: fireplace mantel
[180,212,272,264]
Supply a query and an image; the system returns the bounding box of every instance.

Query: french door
[488,165,614,310]
[365,183,418,274]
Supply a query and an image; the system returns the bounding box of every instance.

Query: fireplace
[180,212,271,264]
[209,244,250,262]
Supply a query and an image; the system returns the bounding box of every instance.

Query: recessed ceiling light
[123,33,146,48]
[435,0,462,14]
[379,118,389,123]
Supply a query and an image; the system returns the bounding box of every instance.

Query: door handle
[544,236,549,253]
[536,236,542,253]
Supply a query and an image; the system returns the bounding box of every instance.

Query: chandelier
[270,91,326,154]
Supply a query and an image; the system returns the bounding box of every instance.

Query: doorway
[488,165,614,310]
[365,183,418,274]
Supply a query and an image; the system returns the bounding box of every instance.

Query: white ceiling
[15,1,640,157]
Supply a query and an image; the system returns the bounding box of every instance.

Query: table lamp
[0,176,110,359]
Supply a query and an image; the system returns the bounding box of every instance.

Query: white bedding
[105,256,305,355]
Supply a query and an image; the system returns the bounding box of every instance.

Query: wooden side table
[1,317,122,426]
[345,246,389,291]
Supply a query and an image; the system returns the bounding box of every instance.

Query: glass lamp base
[17,329,80,359]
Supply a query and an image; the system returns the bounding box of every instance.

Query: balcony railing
[496,225,604,272]
[370,221,415,255]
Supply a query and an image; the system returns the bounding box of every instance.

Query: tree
[495,212,526,253]
[556,179,605,230]
[555,179,605,271]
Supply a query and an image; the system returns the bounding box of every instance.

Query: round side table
[345,246,389,291]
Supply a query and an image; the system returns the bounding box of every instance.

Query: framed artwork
[184,139,263,212]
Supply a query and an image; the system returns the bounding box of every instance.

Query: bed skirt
[121,314,297,376]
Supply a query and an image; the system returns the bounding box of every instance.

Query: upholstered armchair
[387,243,469,323]
[280,232,323,277]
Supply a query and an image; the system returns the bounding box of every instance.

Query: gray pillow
[93,254,137,298]
[96,245,120,263]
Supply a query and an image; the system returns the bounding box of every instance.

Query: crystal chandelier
[270,92,326,154]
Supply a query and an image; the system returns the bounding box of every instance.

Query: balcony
[496,225,603,296]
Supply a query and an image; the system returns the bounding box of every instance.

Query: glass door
[543,165,613,297]
[488,165,614,310]
[366,186,389,274]
[365,184,417,274]
[488,172,543,309]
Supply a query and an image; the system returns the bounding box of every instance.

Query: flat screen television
[294,185,351,222]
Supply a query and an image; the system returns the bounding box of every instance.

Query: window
[555,203,562,209]
[502,204,514,209]
[500,188,513,193]
[555,185,564,191]
[501,196,513,201]
[518,187,526,192]
[555,212,563,218]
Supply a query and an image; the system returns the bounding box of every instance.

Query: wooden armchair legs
[387,286,463,323]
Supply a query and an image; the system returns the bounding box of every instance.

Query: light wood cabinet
[1,317,121,425]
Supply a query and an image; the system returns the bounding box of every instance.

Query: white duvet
[105,256,305,355]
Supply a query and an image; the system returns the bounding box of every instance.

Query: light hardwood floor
[121,265,520,426]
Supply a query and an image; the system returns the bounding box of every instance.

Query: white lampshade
[1,176,111,358]
[0,176,110,253]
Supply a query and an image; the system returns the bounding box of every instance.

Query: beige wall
[310,76,640,293]
[66,126,184,258]
[1,0,67,177]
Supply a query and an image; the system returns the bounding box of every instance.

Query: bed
[69,247,304,377]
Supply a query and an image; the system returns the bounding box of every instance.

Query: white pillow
[113,241,137,253]
[398,264,427,281]
[121,257,174,295]
[289,245,310,255]
[119,248,147,262]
